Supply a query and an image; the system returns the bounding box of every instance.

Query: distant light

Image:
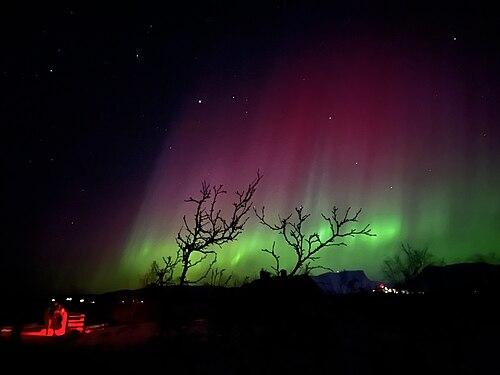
[198,99,202,104]
[140,300,144,304]
[51,298,56,302]
[121,300,125,303]
[80,299,84,303]
[379,284,384,289]
[90,301,95,304]
[66,297,72,301]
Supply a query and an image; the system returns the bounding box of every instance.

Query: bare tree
[208,267,233,287]
[144,255,180,287]
[255,205,375,276]
[382,243,434,288]
[261,241,282,276]
[176,172,262,285]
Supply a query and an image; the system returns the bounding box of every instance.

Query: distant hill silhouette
[310,270,380,294]
[412,262,500,293]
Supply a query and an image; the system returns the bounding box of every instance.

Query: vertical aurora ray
[91,33,500,293]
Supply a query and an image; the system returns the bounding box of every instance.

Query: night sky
[3,1,500,295]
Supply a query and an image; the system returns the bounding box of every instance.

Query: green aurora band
[87,36,500,294]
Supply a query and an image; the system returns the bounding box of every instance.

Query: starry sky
[2,1,500,295]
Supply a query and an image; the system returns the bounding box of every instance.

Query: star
[198,99,202,104]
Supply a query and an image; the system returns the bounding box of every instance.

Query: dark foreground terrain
[1,277,499,374]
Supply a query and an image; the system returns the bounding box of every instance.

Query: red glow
[0,307,86,338]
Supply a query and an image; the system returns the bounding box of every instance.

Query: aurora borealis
[115,34,500,291]
[3,2,500,295]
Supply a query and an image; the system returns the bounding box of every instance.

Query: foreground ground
[1,280,499,374]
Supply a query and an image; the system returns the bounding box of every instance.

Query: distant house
[310,270,380,295]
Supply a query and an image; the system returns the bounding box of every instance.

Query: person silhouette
[44,303,57,336]
[51,303,67,336]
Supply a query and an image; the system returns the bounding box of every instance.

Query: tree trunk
[290,261,302,276]
[179,259,189,285]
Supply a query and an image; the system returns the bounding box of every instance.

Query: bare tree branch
[209,267,233,287]
[176,171,262,285]
[255,204,375,276]
[189,255,218,285]
[301,263,335,276]
[261,242,281,276]
[382,243,434,288]
[144,252,181,287]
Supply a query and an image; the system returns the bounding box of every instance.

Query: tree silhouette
[255,205,375,276]
[382,243,434,288]
[144,255,179,287]
[176,172,262,285]
[207,267,233,287]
